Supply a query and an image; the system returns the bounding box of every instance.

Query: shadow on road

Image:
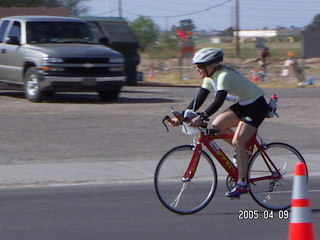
[0,90,178,104]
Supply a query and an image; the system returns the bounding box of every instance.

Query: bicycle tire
[248,142,306,211]
[154,145,218,215]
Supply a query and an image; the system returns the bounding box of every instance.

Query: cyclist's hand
[169,117,182,127]
[189,115,201,127]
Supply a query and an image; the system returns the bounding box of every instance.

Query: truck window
[0,20,10,42]
[8,21,21,42]
[26,21,96,44]
[87,22,103,39]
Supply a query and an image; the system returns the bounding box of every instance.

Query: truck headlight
[41,57,64,72]
[109,58,124,64]
[43,57,64,64]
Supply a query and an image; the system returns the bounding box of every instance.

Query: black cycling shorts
[229,96,269,128]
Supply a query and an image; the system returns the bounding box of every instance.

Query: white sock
[237,181,247,186]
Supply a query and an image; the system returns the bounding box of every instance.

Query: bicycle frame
[183,130,283,183]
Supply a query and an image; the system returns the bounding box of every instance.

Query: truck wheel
[24,67,46,102]
[98,90,120,102]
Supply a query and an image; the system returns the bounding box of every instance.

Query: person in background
[281,51,307,86]
[255,47,270,81]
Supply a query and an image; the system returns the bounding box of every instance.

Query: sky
[84,0,320,31]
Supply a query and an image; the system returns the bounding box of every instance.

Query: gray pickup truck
[0,16,125,102]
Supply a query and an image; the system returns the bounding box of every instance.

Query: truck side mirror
[6,36,20,45]
[99,37,109,46]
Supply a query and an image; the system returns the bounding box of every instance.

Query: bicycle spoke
[279,161,288,175]
[248,142,305,211]
[262,194,271,203]
[154,145,217,215]
[171,182,188,208]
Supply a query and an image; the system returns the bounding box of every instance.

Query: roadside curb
[0,160,155,188]
[0,153,319,189]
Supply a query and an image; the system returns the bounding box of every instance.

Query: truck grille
[63,58,109,64]
[43,58,124,77]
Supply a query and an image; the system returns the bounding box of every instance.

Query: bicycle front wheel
[248,142,306,211]
[154,145,217,215]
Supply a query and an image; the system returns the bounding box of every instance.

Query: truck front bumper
[39,76,125,92]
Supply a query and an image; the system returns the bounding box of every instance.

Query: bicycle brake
[170,107,188,133]
[171,107,184,122]
[162,115,172,132]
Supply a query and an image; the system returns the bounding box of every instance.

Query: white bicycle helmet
[192,48,224,65]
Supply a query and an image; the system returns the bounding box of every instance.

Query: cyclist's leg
[232,121,257,180]
[226,97,268,197]
[226,121,257,197]
[211,109,239,145]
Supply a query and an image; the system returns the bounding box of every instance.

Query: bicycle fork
[170,145,202,208]
[182,144,202,182]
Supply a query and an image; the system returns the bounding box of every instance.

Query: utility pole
[235,0,240,57]
[165,17,169,32]
[119,0,122,17]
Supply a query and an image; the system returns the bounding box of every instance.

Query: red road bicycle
[154,109,306,215]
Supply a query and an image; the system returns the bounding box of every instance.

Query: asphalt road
[0,181,319,240]
[0,86,319,165]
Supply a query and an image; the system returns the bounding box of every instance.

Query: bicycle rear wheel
[248,142,306,210]
[154,145,217,215]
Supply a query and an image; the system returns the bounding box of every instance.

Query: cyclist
[170,48,269,198]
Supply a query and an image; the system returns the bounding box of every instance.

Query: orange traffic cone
[288,163,315,240]
[148,67,155,79]
[251,69,259,82]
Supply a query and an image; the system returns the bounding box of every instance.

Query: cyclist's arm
[202,90,227,117]
[186,87,210,111]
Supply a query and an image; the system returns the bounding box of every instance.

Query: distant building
[233,29,301,42]
[237,30,278,39]
[277,29,301,37]
[196,29,301,45]
[211,37,232,44]
[194,30,221,38]
[0,7,69,18]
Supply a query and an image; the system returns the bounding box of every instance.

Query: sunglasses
[196,64,206,69]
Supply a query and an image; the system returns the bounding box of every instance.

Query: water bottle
[267,94,278,118]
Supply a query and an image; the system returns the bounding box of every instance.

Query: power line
[96,9,118,16]
[123,0,232,19]
[244,0,320,3]
[245,7,320,12]
[87,0,318,30]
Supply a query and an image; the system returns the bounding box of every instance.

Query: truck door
[0,21,24,83]
[0,20,10,81]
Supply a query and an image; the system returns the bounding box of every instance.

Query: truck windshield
[26,21,96,44]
